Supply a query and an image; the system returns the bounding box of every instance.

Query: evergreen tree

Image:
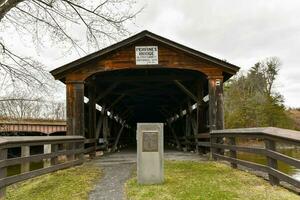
[224,57,294,129]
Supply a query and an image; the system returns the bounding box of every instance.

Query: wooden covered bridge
[1,31,300,198]
[50,30,239,152]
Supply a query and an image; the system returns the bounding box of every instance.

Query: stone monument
[137,123,164,184]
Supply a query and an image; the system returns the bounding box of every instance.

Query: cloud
[132,0,300,107]
[2,0,300,107]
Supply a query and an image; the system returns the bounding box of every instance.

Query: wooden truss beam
[96,83,119,102]
[112,124,125,152]
[174,80,198,102]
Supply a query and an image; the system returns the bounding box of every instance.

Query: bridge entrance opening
[83,67,209,152]
[50,30,239,154]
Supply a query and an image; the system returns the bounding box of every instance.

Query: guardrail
[211,127,300,188]
[0,136,85,199]
[166,133,211,151]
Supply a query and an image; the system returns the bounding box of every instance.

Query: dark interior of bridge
[84,68,210,152]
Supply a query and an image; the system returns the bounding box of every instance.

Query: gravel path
[88,150,208,200]
[88,151,136,200]
[89,163,134,200]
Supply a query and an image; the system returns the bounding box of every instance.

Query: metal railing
[211,127,300,188]
[0,136,85,199]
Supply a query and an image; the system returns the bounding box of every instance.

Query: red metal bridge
[0,118,66,135]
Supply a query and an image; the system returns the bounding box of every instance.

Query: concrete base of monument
[137,153,164,184]
[137,123,164,185]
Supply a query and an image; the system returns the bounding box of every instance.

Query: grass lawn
[6,163,101,200]
[126,160,300,200]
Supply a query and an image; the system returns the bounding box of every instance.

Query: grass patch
[6,163,101,200]
[126,160,300,200]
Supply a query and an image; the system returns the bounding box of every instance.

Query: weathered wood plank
[51,144,59,166]
[0,149,83,168]
[213,153,268,172]
[66,82,85,136]
[211,127,300,143]
[228,137,237,168]
[0,159,83,188]
[211,143,266,155]
[266,150,300,169]
[265,139,279,185]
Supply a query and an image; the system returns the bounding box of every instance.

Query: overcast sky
[129,0,300,108]
[3,0,300,107]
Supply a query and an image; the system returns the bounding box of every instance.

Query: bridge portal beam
[66,81,85,136]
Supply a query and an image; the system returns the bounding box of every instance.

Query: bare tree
[0,89,66,119]
[0,0,141,88]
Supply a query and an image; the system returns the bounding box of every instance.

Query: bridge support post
[208,75,224,159]
[66,81,85,136]
[88,83,96,158]
[0,149,7,200]
[21,146,30,173]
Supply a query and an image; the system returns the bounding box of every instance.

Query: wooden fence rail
[0,136,86,199]
[211,127,300,188]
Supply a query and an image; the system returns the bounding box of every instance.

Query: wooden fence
[210,127,300,188]
[0,136,87,199]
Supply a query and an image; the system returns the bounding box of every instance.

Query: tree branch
[0,0,24,21]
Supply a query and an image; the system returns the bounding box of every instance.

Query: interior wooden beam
[111,124,125,152]
[174,80,198,102]
[95,82,119,102]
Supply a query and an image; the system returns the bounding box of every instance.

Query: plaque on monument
[142,131,158,152]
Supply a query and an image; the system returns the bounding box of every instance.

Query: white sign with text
[135,46,158,65]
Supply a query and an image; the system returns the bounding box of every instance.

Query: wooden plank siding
[64,39,226,82]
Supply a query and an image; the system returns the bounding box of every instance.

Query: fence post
[67,143,75,162]
[264,139,279,185]
[0,148,7,200]
[43,144,51,168]
[51,144,59,166]
[228,137,237,169]
[77,141,85,164]
[21,146,30,173]
[210,134,217,160]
